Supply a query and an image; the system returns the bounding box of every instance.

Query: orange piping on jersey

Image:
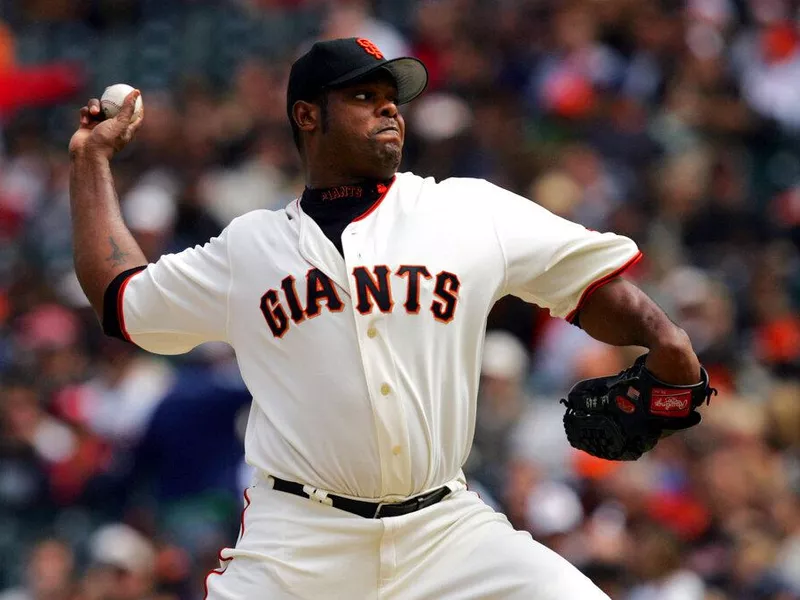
[352,176,396,222]
[117,270,144,342]
[203,487,252,599]
[565,251,643,324]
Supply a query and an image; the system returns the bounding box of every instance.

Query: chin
[378,144,402,174]
[358,140,402,179]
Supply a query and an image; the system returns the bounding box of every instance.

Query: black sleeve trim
[102,266,147,340]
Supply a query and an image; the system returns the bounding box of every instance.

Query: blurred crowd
[1,0,799,598]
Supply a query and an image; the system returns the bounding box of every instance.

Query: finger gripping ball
[100,84,143,119]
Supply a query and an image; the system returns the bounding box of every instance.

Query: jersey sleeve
[486,181,641,321]
[103,228,232,355]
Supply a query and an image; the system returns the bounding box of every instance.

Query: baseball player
[68,38,713,599]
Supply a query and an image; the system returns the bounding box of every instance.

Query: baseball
[100,84,143,119]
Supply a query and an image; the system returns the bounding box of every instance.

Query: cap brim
[327,57,428,106]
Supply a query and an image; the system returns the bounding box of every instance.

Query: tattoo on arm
[106,236,130,267]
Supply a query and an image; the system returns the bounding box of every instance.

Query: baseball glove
[561,354,716,461]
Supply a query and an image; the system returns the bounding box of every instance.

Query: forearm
[576,277,701,383]
[69,148,147,316]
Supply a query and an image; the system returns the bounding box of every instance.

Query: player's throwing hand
[69,89,144,159]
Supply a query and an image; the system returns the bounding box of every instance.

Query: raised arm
[68,90,147,317]
[575,277,701,385]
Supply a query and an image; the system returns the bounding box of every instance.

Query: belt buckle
[374,494,425,519]
[373,501,388,519]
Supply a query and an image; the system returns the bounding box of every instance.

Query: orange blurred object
[0,21,14,71]
[573,449,623,480]
[647,492,711,541]
[762,22,799,64]
[756,315,800,364]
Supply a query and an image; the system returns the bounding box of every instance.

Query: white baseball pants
[204,476,609,600]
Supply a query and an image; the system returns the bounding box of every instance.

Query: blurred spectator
[320,0,410,59]
[81,524,156,600]
[625,521,706,600]
[524,479,584,554]
[774,487,800,594]
[0,539,75,600]
[131,361,251,560]
[0,368,109,507]
[527,2,624,120]
[468,331,530,495]
[736,18,800,133]
[657,267,740,392]
[55,339,174,448]
[13,305,87,393]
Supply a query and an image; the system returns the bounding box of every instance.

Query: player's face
[323,73,405,180]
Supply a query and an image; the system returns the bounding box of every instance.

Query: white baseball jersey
[115,172,640,500]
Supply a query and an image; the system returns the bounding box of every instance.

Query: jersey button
[392,445,402,456]
[367,327,378,339]
[380,383,391,396]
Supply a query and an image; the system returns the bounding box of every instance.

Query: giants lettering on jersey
[260,266,460,337]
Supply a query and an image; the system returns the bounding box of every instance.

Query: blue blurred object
[134,364,251,503]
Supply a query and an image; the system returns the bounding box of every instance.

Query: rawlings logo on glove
[650,391,691,416]
[561,354,717,461]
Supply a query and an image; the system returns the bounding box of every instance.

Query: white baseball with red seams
[116,172,639,599]
[100,83,143,119]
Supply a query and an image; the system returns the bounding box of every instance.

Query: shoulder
[221,203,297,238]
[395,172,494,193]
[394,172,502,209]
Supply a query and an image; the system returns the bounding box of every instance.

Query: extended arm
[68,92,147,317]
[576,277,701,384]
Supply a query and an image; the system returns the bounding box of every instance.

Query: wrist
[649,326,693,353]
[70,143,112,163]
[645,329,701,384]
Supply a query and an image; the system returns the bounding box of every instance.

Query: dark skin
[293,71,404,187]
[69,76,701,385]
[69,90,147,313]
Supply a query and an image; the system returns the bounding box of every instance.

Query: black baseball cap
[286,37,428,124]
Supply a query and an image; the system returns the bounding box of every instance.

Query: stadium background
[1,0,800,598]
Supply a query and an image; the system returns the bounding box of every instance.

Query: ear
[292,100,319,134]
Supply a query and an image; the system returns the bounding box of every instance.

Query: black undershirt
[300,179,393,255]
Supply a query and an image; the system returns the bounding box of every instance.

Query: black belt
[271,477,451,519]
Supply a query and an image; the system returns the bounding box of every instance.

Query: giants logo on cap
[357,39,384,60]
[650,388,691,417]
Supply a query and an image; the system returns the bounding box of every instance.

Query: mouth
[376,125,400,136]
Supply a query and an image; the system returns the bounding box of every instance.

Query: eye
[355,91,373,101]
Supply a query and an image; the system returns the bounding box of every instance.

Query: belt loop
[444,480,464,495]
[303,484,334,507]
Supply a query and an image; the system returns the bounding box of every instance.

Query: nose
[378,99,398,118]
